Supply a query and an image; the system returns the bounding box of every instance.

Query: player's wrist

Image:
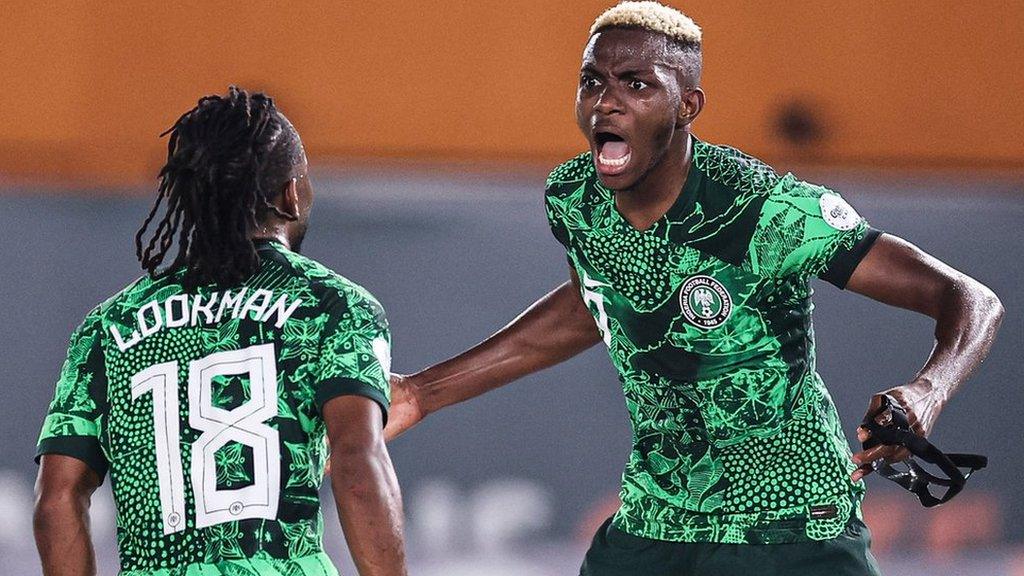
[886,378,948,436]
[903,376,951,406]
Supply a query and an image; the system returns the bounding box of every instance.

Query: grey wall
[1,169,1021,569]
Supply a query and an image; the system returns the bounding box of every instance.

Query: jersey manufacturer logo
[679,275,733,329]
[819,193,862,231]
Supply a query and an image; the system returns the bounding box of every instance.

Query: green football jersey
[545,138,881,544]
[36,240,392,575]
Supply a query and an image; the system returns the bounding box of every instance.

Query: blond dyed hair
[590,1,702,46]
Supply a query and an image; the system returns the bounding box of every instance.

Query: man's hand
[851,380,944,481]
[384,374,425,441]
[845,234,1003,483]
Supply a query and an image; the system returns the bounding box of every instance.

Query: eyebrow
[582,66,658,80]
[614,67,657,77]
[579,56,671,83]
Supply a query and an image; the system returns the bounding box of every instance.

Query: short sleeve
[750,175,882,288]
[36,310,110,479]
[313,292,392,424]
[544,189,571,248]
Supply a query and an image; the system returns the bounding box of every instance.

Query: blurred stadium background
[1,2,1022,575]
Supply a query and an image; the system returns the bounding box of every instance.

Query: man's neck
[614,132,692,231]
[251,230,291,251]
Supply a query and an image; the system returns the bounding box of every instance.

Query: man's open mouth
[595,131,632,174]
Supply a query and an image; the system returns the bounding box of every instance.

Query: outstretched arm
[324,396,407,576]
[34,455,102,576]
[845,234,1004,480]
[385,268,602,439]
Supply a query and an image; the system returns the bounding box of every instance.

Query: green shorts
[579,517,882,576]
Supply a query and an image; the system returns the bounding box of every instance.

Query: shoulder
[691,139,783,197]
[690,138,855,222]
[273,247,387,325]
[91,275,156,323]
[765,174,836,204]
[760,173,862,230]
[690,137,841,206]
[545,152,594,198]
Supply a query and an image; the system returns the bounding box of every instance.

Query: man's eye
[581,76,600,89]
[629,80,648,91]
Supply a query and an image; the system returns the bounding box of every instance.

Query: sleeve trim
[36,436,108,482]
[315,377,389,427]
[821,227,883,289]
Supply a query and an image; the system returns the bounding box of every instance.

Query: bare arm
[34,455,102,576]
[324,395,407,576]
[385,268,602,439]
[845,234,1004,480]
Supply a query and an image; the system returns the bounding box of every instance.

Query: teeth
[598,152,630,168]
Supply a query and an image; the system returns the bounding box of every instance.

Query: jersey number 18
[130,343,281,535]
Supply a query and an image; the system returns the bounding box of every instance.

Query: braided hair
[136,86,304,290]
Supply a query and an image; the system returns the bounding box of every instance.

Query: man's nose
[594,86,624,115]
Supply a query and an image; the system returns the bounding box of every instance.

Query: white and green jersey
[545,138,881,544]
[37,240,392,575]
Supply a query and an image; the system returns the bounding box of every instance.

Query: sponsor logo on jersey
[819,193,862,231]
[679,275,732,329]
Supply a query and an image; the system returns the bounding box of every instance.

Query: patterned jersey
[545,138,881,544]
[36,240,392,575]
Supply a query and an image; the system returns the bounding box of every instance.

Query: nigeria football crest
[679,275,733,329]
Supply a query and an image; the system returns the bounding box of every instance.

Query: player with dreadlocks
[33,87,407,576]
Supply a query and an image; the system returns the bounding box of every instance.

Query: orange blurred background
[2,5,1024,574]
[2,1,1022,187]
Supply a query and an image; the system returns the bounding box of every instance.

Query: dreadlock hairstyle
[136,86,304,291]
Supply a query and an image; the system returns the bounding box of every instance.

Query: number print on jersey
[130,343,281,533]
[189,344,280,528]
[131,361,187,535]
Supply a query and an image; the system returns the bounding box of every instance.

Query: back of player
[33,88,407,576]
[39,243,388,574]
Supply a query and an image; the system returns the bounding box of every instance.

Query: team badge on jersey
[679,275,733,329]
[819,193,862,231]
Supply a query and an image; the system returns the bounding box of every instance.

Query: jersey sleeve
[544,189,572,248]
[313,290,392,424]
[750,174,882,288]
[36,309,110,479]
[544,154,595,249]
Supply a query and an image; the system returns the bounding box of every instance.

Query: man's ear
[278,178,300,221]
[677,87,706,128]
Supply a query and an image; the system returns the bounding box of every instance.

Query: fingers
[854,390,922,483]
[850,445,912,481]
[851,463,873,482]
[854,444,911,465]
[852,445,889,467]
[852,426,876,481]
